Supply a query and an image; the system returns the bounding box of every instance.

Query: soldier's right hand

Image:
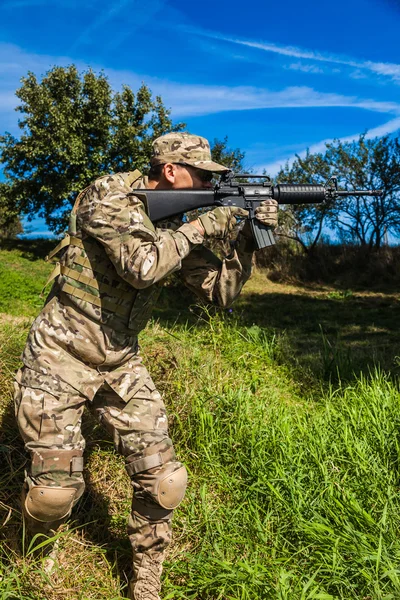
[194,207,248,239]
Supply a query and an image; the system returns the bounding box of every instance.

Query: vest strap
[45,235,85,261]
[41,257,129,302]
[72,254,110,275]
[42,262,61,295]
[60,265,127,299]
[125,169,143,187]
[61,282,129,317]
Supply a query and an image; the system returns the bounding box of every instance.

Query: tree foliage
[211,136,245,172]
[325,136,400,248]
[0,66,184,232]
[0,183,22,238]
[275,135,400,250]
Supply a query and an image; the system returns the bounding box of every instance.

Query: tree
[0,183,22,238]
[275,135,400,251]
[211,136,245,171]
[325,135,400,249]
[109,85,179,174]
[0,66,184,233]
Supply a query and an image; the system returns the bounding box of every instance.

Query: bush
[257,241,400,289]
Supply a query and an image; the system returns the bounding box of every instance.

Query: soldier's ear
[163,163,177,185]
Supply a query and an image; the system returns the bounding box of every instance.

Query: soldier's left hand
[254,199,278,228]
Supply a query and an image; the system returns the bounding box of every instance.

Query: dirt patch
[0,313,31,326]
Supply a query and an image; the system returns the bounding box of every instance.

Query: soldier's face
[183,165,214,188]
[165,163,214,189]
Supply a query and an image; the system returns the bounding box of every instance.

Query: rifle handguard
[272,184,326,204]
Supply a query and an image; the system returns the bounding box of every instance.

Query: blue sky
[0,0,399,236]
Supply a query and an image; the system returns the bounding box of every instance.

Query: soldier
[13,132,278,599]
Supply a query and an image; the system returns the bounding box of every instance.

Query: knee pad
[152,461,188,510]
[126,448,187,519]
[23,485,77,523]
[23,448,86,526]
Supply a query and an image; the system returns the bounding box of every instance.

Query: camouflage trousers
[14,358,175,560]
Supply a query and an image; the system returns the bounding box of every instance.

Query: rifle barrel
[335,190,383,196]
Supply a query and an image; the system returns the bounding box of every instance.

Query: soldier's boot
[127,551,164,600]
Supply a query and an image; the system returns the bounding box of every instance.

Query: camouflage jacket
[21,171,255,401]
[43,171,255,335]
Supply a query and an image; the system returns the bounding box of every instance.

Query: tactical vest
[44,170,163,336]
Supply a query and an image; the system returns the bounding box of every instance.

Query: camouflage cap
[151,132,230,173]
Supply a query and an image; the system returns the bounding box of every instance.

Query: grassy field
[1,240,400,599]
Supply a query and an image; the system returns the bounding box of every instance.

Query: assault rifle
[143,173,383,250]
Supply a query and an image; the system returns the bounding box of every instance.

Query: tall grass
[1,241,400,598]
[147,315,400,599]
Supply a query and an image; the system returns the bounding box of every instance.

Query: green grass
[0,241,54,317]
[232,276,400,383]
[146,317,400,599]
[1,240,400,599]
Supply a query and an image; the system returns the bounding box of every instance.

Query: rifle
[143,173,383,250]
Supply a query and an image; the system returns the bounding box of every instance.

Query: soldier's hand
[254,199,278,228]
[195,207,248,239]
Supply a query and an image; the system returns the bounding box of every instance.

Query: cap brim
[189,160,231,173]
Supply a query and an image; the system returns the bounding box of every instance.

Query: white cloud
[0,91,20,111]
[349,69,368,80]
[106,68,400,117]
[0,43,74,79]
[69,0,168,54]
[188,28,400,83]
[286,63,324,74]
[365,60,400,79]
[1,41,400,119]
[259,117,400,175]
[1,42,400,123]
[69,0,135,52]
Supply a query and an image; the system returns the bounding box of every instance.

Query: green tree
[0,183,22,238]
[275,135,400,250]
[0,66,184,233]
[211,136,245,171]
[324,135,400,248]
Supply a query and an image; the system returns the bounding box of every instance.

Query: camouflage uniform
[14,133,256,599]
